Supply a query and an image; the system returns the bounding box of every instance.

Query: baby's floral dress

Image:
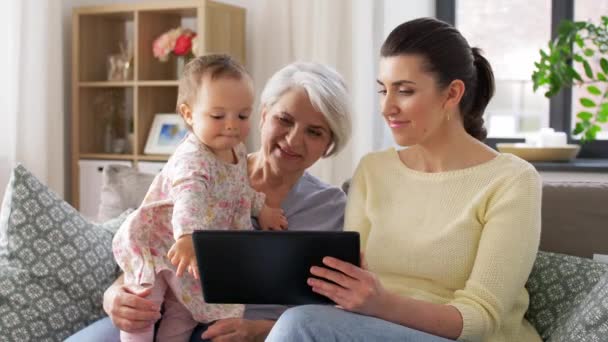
[113,133,264,322]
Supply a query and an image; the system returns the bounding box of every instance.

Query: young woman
[267,17,542,342]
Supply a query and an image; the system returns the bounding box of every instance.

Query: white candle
[538,128,567,147]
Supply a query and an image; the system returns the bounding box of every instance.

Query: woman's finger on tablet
[309,265,356,289]
[322,256,366,280]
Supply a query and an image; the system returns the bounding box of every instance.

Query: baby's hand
[258,205,288,230]
[167,235,199,279]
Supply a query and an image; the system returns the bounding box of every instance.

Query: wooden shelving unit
[71,1,246,209]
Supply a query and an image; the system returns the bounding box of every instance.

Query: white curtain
[0,0,64,196]
[247,0,381,186]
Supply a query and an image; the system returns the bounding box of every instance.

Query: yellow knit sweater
[345,148,542,342]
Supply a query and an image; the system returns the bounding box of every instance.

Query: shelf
[137,87,179,155]
[80,81,135,87]
[80,153,135,160]
[79,81,179,87]
[138,10,196,81]
[78,12,134,82]
[137,155,171,161]
[138,80,179,86]
[78,87,134,155]
[71,1,246,208]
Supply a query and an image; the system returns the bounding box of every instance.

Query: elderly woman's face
[259,88,332,174]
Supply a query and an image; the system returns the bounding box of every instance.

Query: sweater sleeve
[344,160,372,248]
[169,155,212,240]
[249,188,266,217]
[448,167,542,342]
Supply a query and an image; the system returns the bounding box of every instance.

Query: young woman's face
[377,55,450,146]
[184,76,254,154]
[259,88,333,174]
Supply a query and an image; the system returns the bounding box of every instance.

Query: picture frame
[144,113,188,155]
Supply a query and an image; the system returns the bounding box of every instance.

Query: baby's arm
[168,155,212,278]
[251,190,287,230]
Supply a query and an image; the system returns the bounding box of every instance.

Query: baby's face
[186,76,254,154]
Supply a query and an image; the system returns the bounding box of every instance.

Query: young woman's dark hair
[381,17,494,141]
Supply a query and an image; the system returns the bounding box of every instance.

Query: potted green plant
[532,16,608,142]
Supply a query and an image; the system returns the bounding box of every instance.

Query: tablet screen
[193,230,360,305]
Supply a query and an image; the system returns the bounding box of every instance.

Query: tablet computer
[192,230,360,305]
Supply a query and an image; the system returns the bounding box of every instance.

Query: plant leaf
[580,97,596,107]
[585,128,597,141]
[573,54,584,63]
[573,122,585,135]
[583,48,594,57]
[583,61,594,78]
[600,102,608,116]
[575,35,584,48]
[587,85,602,95]
[598,72,607,82]
[577,111,594,120]
[567,66,583,82]
[601,58,608,74]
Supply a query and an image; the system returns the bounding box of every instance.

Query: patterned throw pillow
[0,164,128,341]
[547,272,608,342]
[525,251,608,340]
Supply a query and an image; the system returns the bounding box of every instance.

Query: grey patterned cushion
[548,272,608,342]
[525,251,608,340]
[0,164,128,341]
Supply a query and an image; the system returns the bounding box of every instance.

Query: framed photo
[144,114,188,155]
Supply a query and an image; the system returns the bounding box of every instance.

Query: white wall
[383,0,435,37]
[0,2,19,196]
[0,1,64,198]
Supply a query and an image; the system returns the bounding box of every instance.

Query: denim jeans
[265,305,456,342]
[64,317,119,342]
[65,317,213,342]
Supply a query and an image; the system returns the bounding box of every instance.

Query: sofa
[0,164,607,341]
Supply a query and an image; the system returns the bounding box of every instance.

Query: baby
[113,54,287,341]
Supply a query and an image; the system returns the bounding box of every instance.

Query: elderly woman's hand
[103,278,161,332]
[307,253,389,317]
[200,318,275,342]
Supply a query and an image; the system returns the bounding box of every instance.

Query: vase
[176,56,186,77]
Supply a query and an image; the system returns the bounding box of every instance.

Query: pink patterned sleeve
[169,154,212,240]
[237,143,266,217]
[250,188,266,217]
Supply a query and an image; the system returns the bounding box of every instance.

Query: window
[438,0,608,158]
[572,0,608,140]
[456,0,552,138]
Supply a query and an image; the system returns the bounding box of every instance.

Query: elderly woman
[66,61,352,342]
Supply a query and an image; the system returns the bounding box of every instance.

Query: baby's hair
[176,54,250,115]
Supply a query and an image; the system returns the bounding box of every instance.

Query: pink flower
[174,32,196,56]
[152,27,198,62]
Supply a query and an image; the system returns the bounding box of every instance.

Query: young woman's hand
[308,253,389,317]
[103,278,162,332]
[167,234,199,279]
[200,318,275,342]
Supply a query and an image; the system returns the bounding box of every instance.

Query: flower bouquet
[152,27,199,62]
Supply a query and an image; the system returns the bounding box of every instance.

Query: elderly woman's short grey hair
[260,62,351,157]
